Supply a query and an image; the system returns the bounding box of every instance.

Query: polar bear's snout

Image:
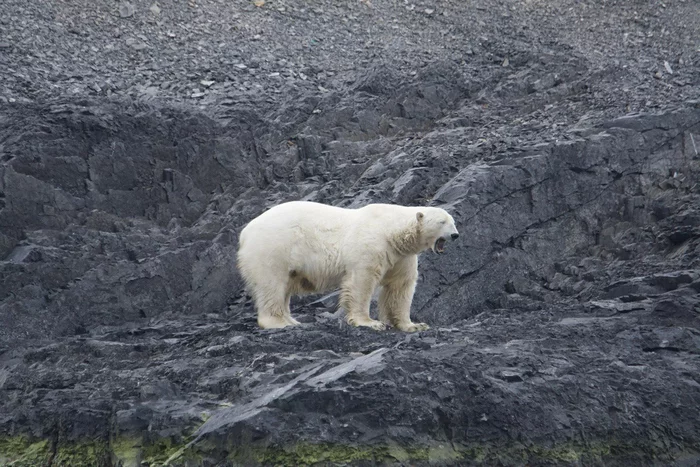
[432,225,460,254]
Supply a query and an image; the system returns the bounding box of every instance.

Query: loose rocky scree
[1,0,699,465]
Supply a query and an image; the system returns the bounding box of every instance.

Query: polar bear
[237,201,459,332]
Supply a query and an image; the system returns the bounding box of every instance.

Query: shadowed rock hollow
[1,0,699,465]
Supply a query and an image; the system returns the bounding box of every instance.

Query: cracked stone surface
[1,0,700,465]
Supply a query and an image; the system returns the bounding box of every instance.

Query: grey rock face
[1,0,699,465]
[2,97,698,465]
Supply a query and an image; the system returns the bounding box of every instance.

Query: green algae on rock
[0,436,52,466]
[2,435,699,466]
[52,439,111,467]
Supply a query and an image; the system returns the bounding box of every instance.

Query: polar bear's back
[239,201,355,245]
[256,200,351,222]
[238,201,422,252]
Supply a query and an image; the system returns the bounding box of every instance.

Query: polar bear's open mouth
[434,237,447,253]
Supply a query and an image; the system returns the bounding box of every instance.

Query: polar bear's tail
[237,226,251,294]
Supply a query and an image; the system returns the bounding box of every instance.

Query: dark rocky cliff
[1,0,699,465]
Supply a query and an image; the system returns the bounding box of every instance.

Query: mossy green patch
[224,438,697,466]
[3,434,698,466]
[110,435,205,467]
[111,436,142,467]
[517,438,675,465]
[143,437,193,465]
[0,436,51,466]
[228,442,464,466]
[52,439,111,467]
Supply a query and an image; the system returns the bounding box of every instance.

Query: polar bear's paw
[347,316,386,331]
[259,315,298,329]
[285,316,301,326]
[397,322,430,333]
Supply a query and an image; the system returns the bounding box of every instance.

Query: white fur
[237,201,459,331]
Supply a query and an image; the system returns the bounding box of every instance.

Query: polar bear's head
[416,208,459,254]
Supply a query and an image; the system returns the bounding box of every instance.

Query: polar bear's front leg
[378,282,429,332]
[378,256,429,333]
[340,269,386,331]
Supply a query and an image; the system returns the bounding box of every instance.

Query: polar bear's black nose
[451,233,459,240]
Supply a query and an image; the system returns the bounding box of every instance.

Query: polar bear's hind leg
[241,264,297,329]
[254,284,298,329]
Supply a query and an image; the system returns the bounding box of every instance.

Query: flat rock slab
[2,296,699,465]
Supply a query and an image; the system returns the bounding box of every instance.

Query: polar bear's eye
[440,220,447,225]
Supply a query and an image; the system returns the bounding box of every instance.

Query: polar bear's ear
[416,212,424,222]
